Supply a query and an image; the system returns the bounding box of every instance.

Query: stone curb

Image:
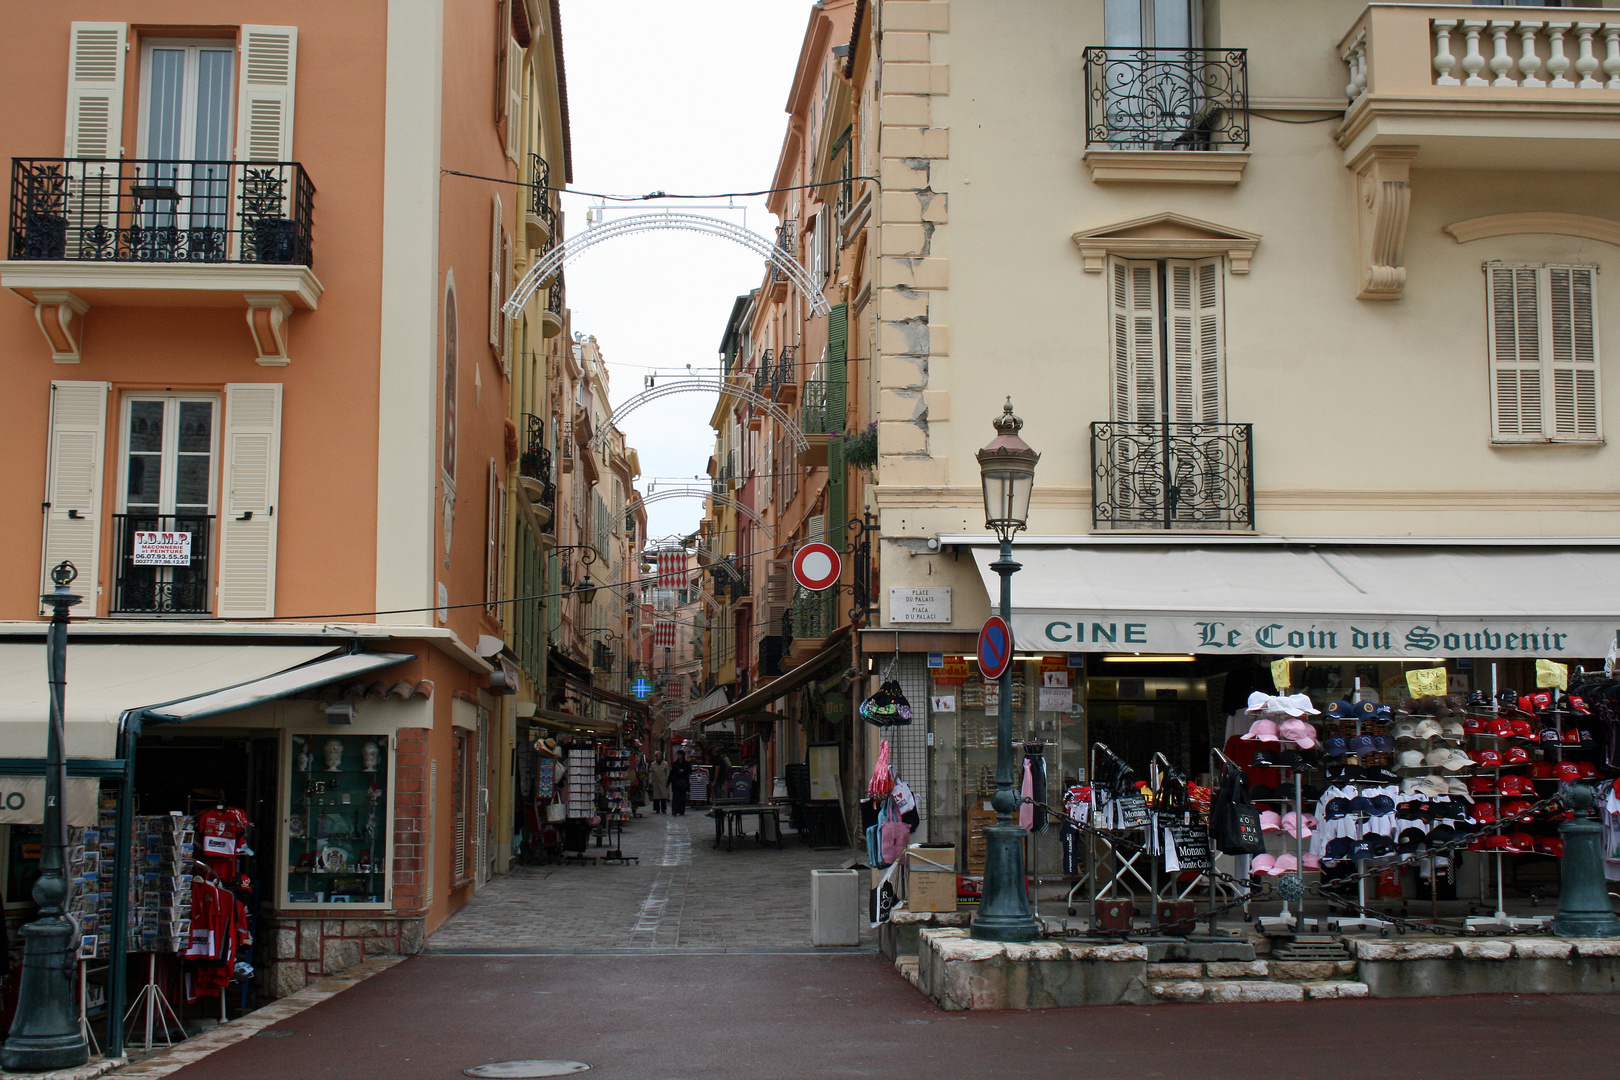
[106,956,405,1080]
[0,1056,125,1080]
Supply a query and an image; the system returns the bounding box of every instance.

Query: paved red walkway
[164,954,1618,1080]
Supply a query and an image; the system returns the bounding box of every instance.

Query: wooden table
[710,803,785,851]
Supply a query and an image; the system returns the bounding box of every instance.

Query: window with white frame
[1487,262,1601,443]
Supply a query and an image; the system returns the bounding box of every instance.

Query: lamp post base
[1,919,88,1073]
[970,822,1040,943]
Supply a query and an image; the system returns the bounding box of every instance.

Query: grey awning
[141,651,415,723]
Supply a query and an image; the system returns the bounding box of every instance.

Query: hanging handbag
[1212,767,1265,855]
[546,801,566,824]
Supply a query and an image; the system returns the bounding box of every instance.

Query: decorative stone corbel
[1351,145,1419,301]
[244,293,294,366]
[32,291,89,363]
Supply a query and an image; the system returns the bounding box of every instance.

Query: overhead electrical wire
[442,168,878,202]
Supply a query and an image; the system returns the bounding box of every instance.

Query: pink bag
[880,818,910,865]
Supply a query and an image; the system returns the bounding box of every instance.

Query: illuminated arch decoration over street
[639,487,774,539]
[611,380,809,456]
[503,211,830,318]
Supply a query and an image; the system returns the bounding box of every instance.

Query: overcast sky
[558,0,811,546]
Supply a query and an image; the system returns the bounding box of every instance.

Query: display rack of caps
[1456,687,1605,858]
[1237,692,1326,778]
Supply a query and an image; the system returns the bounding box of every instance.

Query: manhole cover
[464,1063,591,1078]
[253,1031,293,1038]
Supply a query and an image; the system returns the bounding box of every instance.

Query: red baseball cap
[1528,691,1555,713]
[1467,776,1496,795]
[1485,719,1515,738]
[1529,762,1556,780]
[1509,719,1535,739]
[1505,746,1531,765]
[1464,717,1485,735]
[1563,728,1582,744]
[1577,761,1598,779]
[1534,836,1566,857]
[1473,803,1498,825]
[1555,762,1582,782]
[1475,749,1504,768]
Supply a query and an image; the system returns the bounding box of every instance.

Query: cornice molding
[1445,212,1620,248]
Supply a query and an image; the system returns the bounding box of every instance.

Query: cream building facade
[859,0,1620,852]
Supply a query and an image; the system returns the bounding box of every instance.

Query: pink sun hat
[1241,717,1280,742]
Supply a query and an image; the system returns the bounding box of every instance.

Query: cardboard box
[907,868,957,913]
[904,843,956,873]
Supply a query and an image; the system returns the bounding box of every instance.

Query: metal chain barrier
[1023,787,1575,938]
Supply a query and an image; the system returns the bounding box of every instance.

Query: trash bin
[810,869,860,946]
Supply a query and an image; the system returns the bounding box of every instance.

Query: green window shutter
[827,436,846,553]
[827,302,848,434]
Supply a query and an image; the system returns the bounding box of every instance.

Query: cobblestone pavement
[424,811,874,952]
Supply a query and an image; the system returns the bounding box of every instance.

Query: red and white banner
[655,620,677,649]
[657,549,685,589]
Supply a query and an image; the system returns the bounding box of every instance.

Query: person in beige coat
[649,752,672,814]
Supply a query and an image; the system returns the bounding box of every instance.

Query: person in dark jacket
[669,752,694,817]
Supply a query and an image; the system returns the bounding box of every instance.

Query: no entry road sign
[792,542,841,592]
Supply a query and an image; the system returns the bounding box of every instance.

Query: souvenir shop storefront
[882,543,1620,913]
[514,702,643,864]
[0,632,495,1057]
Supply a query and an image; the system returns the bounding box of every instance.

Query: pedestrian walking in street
[670,751,693,817]
[649,752,671,814]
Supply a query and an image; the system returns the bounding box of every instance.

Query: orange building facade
[0,0,572,1005]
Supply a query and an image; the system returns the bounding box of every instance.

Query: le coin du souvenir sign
[1024,614,1617,659]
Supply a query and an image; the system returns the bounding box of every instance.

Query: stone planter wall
[1354,936,1620,997]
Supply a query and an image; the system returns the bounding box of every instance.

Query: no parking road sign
[977,616,1013,681]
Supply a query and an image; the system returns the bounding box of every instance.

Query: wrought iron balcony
[769,219,796,288]
[773,345,798,403]
[519,413,556,531]
[713,560,751,601]
[800,379,832,436]
[1082,48,1249,150]
[791,588,837,643]
[110,513,214,615]
[1091,421,1254,530]
[527,152,555,249]
[10,158,314,264]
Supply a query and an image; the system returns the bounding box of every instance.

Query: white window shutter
[506,36,523,163]
[40,381,109,609]
[216,384,282,618]
[808,514,825,543]
[64,23,126,158]
[1166,258,1224,424]
[489,194,503,349]
[501,229,514,375]
[1547,265,1600,440]
[1110,258,1161,423]
[235,26,297,161]
[1487,264,1545,440]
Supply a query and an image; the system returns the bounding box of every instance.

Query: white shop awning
[669,687,731,733]
[971,545,1620,660]
[140,650,414,723]
[0,644,337,760]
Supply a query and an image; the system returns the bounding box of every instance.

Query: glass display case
[284,733,390,906]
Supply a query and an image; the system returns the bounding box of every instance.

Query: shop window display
[286,734,389,905]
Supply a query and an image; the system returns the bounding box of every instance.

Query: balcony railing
[1090,421,1254,531]
[10,158,314,265]
[519,413,556,527]
[528,152,555,238]
[111,513,214,615]
[754,349,774,395]
[1082,48,1249,150]
[801,379,832,435]
[769,219,796,286]
[547,270,564,317]
[713,561,751,600]
[774,345,798,400]
[791,588,837,643]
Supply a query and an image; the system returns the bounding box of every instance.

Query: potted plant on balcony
[838,423,878,469]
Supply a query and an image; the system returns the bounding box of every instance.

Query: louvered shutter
[1548,265,1600,440]
[506,37,523,163]
[63,24,126,259]
[827,302,849,439]
[65,23,126,158]
[235,27,297,161]
[40,381,109,609]
[1487,264,1544,440]
[1166,258,1223,424]
[216,383,282,618]
[826,437,846,554]
[808,514,825,543]
[1110,258,1161,423]
[501,228,514,375]
[489,193,504,349]
[486,459,500,612]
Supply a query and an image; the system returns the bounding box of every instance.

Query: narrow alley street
[424,815,874,954]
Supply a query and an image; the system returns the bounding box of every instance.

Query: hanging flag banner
[655,620,677,649]
[657,549,686,589]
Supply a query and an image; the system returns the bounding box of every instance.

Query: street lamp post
[2,561,89,1071]
[972,400,1041,943]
